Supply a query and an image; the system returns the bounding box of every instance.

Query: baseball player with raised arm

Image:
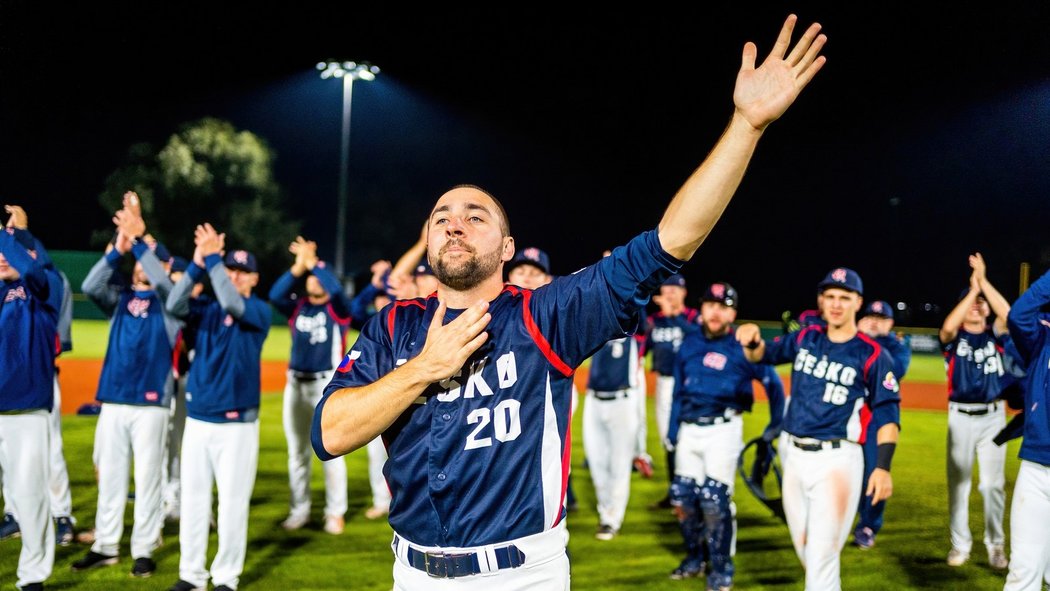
[1004,265,1050,590]
[736,268,901,591]
[74,196,180,578]
[165,224,270,591]
[939,253,1011,569]
[311,16,826,590]
[852,299,911,550]
[0,216,62,591]
[666,282,785,588]
[645,274,701,507]
[269,236,352,534]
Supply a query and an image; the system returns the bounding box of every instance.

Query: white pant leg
[367,436,391,511]
[179,418,216,588]
[210,420,259,590]
[305,374,347,518]
[128,406,169,558]
[583,391,638,530]
[1005,461,1050,591]
[947,410,978,553]
[0,412,54,588]
[976,407,1007,549]
[49,376,73,518]
[283,374,313,520]
[634,367,648,459]
[675,419,744,492]
[655,376,674,443]
[164,376,188,514]
[92,404,132,557]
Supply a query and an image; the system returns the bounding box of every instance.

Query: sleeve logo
[882,371,899,393]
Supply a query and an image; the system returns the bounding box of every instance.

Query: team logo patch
[703,351,728,371]
[882,371,899,393]
[4,286,27,303]
[145,391,158,402]
[225,410,240,420]
[336,350,362,373]
[832,268,847,283]
[710,283,725,298]
[232,250,249,265]
[224,314,234,327]
[872,301,884,313]
[523,247,541,262]
[127,298,151,318]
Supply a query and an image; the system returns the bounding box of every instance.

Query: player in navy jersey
[851,300,911,550]
[75,196,180,578]
[667,282,785,587]
[270,236,353,535]
[0,215,62,591]
[166,224,270,591]
[737,268,901,591]
[312,16,826,589]
[1004,265,1050,590]
[939,253,1011,569]
[645,274,701,508]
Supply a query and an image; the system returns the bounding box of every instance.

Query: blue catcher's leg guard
[700,478,735,589]
[670,476,704,568]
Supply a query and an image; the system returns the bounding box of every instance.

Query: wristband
[875,442,896,471]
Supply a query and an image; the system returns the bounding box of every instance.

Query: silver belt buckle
[424,550,448,578]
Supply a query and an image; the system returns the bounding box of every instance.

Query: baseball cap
[414,257,435,277]
[149,240,173,264]
[506,247,550,275]
[224,249,257,273]
[958,287,986,301]
[817,267,863,296]
[663,274,686,288]
[860,300,894,320]
[701,282,738,309]
[169,256,190,274]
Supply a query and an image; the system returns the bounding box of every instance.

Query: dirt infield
[58,359,952,415]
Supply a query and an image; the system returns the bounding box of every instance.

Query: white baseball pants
[947,402,1006,554]
[655,375,675,445]
[283,371,347,520]
[583,389,639,530]
[367,436,391,512]
[0,411,54,588]
[1004,460,1050,591]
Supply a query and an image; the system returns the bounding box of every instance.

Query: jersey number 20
[464,399,523,450]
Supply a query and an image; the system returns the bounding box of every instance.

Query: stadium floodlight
[316,60,380,278]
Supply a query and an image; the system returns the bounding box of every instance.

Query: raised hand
[735,323,764,349]
[969,252,987,283]
[4,205,28,230]
[733,14,827,131]
[113,208,146,239]
[123,191,143,218]
[194,223,224,258]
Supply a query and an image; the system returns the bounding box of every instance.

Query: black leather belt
[952,402,1000,416]
[292,371,329,382]
[791,437,843,452]
[690,415,734,426]
[395,536,526,578]
[593,390,630,401]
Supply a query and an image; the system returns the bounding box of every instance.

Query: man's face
[821,287,862,328]
[306,275,330,302]
[428,187,513,292]
[858,315,894,337]
[132,262,151,288]
[700,301,736,336]
[658,285,686,309]
[965,295,991,323]
[0,253,18,282]
[226,268,259,297]
[507,264,551,290]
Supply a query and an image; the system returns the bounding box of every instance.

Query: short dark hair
[448,184,511,237]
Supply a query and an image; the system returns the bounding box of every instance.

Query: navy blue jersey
[269,263,352,373]
[1007,269,1050,465]
[0,230,61,412]
[645,307,701,376]
[587,336,640,392]
[83,245,180,407]
[764,325,901,442]
[349,282,384,330]
[668,327,786,444]
[941,329,1006,403]
[312,229,681,547]
[168,256,271,423]
[873,334,911,379]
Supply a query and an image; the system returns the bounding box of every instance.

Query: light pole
[317,60,380,279]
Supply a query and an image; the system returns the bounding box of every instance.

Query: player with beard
[311,16,827,589]
[667,282,784,588]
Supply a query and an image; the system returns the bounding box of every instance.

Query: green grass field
[0,392,1020,590]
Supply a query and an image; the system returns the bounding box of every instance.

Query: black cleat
[54,516,75,546]
[0,513,20,540]
[131,557,156,578]
[167,580,204,591]
[71,550,118,571]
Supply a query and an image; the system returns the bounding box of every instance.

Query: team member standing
[166,224,270,591]
[0,218,61,591]
[269,236,351,534]
[74,200,180,578]
[939,253,1011,569]
[1004,265,1050,590]
[667,282,785,588]
[736,268,900,591]
[852,300,911,549]
[645,274,701,506]
[312,16,826,589]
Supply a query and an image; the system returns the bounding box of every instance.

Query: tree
[97,118,300,290]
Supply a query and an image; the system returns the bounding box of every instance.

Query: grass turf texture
[1,394,1019,590]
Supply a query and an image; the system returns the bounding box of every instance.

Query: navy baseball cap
[861,300,894,320]
[414,257,435,277]
[149,240,173,264]
[817,267,863,296]
[663,274,686,288]
[169,256,190,274]
[701,282,738,309]
[224,249,257,273]
[506,247,550,275]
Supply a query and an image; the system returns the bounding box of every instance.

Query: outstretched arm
[658,15,826,261]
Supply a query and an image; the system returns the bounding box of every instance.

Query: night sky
[3,2,1050,325]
